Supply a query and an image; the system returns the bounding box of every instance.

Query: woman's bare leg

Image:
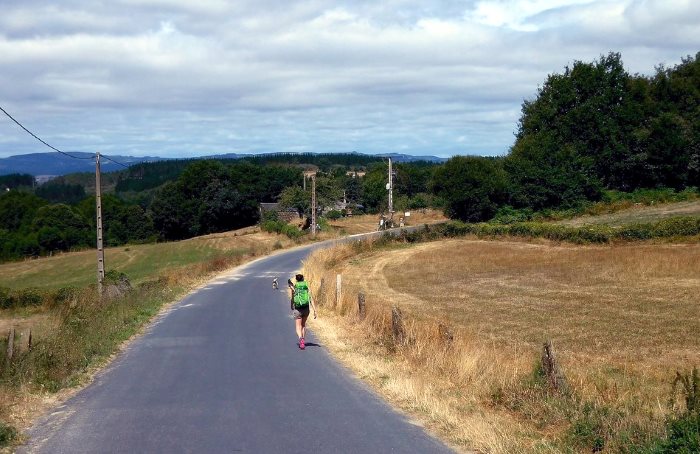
[295,318,303,339]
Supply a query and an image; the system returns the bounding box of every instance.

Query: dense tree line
[437,52,699,221]
[150,160,300,240]
[0,174,34,190]
[0,160,302,260]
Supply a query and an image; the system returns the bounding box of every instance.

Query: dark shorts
[292,305,310,320]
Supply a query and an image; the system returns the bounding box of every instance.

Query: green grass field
[0,229,285,290]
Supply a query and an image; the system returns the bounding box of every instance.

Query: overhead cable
[0,105,130,168]
[0,105,93,160]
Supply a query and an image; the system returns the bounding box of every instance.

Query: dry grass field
[325,209,447,235]
[303,237,700,452]
[558,199,700,227]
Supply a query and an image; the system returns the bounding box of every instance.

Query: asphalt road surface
[20,236,454,453]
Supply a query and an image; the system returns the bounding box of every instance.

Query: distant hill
[0,152,166,176]
[373,153,449,163]
[0,152,447,176]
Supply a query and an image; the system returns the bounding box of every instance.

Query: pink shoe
[299,338,305,350]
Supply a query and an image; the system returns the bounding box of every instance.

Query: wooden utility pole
[95,152,105,294]
[388,157,394,221]
[311,174,317,238]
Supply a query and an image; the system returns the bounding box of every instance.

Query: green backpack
[293,281,310,308]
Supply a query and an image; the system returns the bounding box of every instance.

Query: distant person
[289,274,316,350]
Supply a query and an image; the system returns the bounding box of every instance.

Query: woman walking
[289,274,316,349]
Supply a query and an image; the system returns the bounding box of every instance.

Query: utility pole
[95,152,105,295]
[388,157,394,222]
[311,173,317,238]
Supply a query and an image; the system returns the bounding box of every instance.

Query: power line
[100,153,130,169]
[0,105,93,160]
[0,105,131,169]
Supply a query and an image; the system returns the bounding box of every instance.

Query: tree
[0,174,34,190]
[0,191,46,232]
[278,186,310,215]
[505,135,603,210]
[151,182,198,240]
[430,156,508,222]
[361,163,389,213]
[516,53,642,191]
[32,204,91,252]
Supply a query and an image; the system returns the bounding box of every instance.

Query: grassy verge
[302,233,699,452]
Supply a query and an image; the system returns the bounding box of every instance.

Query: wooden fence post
[318,277,325,306]
[6,328,15,363]
[438,323,454,345]
[391,306,405,344]
[335,274,342,307]
[357,292,366,320]
[28,328,32,351]
[541,340,567,393]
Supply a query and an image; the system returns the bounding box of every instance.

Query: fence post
[7,328,15,363]
[391,306,405,344]
[28,328,32,351]
[541,340,567,393]
[316,277,325,306]
[358,292,366,320]
[335,274,342,307]
[438,323,454,345]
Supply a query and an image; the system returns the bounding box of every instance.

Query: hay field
[326,209,447,235]
[557,199,700,227]
[304,238,700,452]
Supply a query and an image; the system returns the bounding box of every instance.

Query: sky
[0,0,698,160]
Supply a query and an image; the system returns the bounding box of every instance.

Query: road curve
[20,235,453,453]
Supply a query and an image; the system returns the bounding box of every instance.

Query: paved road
[20,237,453,453]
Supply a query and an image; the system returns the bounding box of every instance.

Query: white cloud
[0,0,698,159]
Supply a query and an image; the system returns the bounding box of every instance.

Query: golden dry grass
[558,199,700,227]
[303,238,700,452]
[326,209,447,235]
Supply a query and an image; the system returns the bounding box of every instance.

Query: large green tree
[32,204,91,252]
[430,156,508,222]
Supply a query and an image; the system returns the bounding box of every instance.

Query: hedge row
[404,216,700,245]
[0,286,78,310]
[260,219,304,239]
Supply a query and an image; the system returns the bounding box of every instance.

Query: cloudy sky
[0,0,698,159]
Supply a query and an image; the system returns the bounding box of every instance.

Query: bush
[0,287,13,309]
[0,287,45,309]
[493,206,535,224]
[0,422,17,447]
[657,412,700,452]
[325,210,343,220]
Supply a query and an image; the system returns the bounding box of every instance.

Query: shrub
[325,210,343,220]
[0,287,13,309]
[17,288,43,307]
[0,287,45,309]
[0,422,17,447]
